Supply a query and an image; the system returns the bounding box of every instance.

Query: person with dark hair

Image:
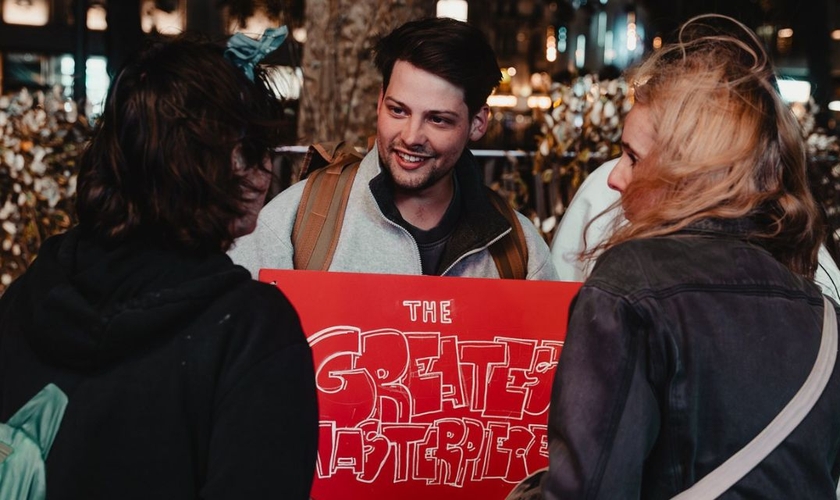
[542,15,840,499]
[0,32,318,499]
[229,17,557,280]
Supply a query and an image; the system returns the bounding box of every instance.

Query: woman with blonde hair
[543,15,840,499]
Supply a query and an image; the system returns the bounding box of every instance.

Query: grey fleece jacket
[229,147,559,281]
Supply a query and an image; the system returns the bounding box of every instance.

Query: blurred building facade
[0,0,838,142]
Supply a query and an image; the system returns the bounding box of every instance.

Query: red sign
[261,270,581,500]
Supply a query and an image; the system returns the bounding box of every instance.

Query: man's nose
[400,117,426,146]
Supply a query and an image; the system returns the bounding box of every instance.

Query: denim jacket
[544,218,840,499]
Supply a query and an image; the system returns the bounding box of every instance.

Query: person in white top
[550,158,840,301]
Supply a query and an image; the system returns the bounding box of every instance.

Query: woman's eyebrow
[621,141,639,157]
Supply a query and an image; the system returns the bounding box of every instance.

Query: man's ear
[469,104,490,141]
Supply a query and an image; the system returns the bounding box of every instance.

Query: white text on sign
[402,300,453,324]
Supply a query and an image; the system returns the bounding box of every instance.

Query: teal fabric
[224,26,288,81]
[0,384,68,500]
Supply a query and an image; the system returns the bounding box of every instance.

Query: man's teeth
[398,152,424,162]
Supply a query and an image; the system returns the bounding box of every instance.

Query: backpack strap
[299,141,360,180]
[671,295,838,499]
[291,143,363,270]
[485,187,529,280]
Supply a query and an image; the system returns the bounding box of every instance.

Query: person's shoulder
[265,147,374,215]
[234,179,308,250]
[597,235,710,271]
[590,237,657,272]
[585,236,687,294]
[222,278,306,346]
[261,178,308,217]
[229,278,296,314]
[357,148,379,174]
[511,211,560,280]
[512,210,541,240]
[511,211,552,253]
[588,233,786,295]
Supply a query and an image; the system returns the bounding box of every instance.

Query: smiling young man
[229,17,558,280]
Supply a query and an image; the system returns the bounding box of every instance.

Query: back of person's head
[76,34,284,253]
[373,17,501,115]
[613,14,822,276]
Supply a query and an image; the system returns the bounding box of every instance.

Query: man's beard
[378,143,451,193]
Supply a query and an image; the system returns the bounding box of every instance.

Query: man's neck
[393,173,455,231]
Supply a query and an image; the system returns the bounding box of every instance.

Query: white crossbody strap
[672,296,838,500]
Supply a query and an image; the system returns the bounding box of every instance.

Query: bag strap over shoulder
[299,141,363,180]
[485,187,529,280]
[292,142,363,270]
[671,296,838,500]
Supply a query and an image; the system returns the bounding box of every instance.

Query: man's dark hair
[373,17,501,115]
[76,34,284,253]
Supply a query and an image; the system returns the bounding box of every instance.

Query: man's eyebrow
[383,96,460,117]
[383,96,405,107]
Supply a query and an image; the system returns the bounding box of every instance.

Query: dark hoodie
[0,227,318,499]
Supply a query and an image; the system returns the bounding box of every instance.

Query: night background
[2,0,840,292]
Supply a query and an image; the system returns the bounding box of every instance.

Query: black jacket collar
[681,216,762,239]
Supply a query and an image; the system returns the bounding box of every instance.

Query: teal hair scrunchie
[225,26,288,81]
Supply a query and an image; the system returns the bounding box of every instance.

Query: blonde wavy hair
[601,14,822,277]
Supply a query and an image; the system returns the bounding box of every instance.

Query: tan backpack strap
[485,187,529,280]
[291,152,361,270]
[300,141,361,179]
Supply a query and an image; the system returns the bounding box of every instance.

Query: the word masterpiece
[309,300,563,488]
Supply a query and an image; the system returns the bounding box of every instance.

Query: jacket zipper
[441,226,512,276]
[378,215,424,273]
